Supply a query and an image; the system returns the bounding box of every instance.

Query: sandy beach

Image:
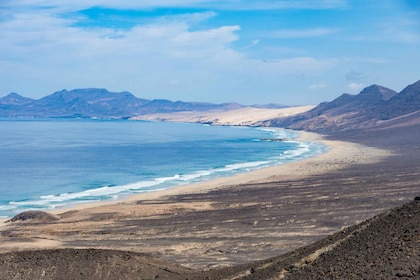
[1,107,419,275]
[0,130,389,217]
[0,128,395,264]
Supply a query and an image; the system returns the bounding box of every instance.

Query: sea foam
[0,120,326,217]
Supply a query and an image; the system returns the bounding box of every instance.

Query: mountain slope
[206,198,420,279]
[0,249,192,280]
[0,93,34,105]
[265,80,419,131]
[22,88,150,117]
[1,199,418,279]
[0,88,245,118]
[380,80,420,120]
[137,99,243,114]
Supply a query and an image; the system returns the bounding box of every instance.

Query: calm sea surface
[0,119,326,217]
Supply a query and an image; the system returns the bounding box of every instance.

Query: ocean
[0,119,326,218]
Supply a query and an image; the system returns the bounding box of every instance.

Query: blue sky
[0,0,419,105]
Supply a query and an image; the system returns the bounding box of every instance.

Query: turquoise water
[0,119,326,217]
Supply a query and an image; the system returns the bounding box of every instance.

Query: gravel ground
[0,124,418,279]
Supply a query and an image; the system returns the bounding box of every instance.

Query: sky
[0,0,419,105]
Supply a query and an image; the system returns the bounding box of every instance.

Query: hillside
[265,80,420,132]
[200,198,420,279]
[1,80,418,127]
[1,198,418,279]
[0,93,34,105]
[0,88,245,118]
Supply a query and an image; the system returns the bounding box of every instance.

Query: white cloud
[262,57,336,73]
[0,0,353,105]
[346,82,364,92]
[345,70,369,81]
[308,81,327,90]
[382,28,420,43]
[0,3,339,99]
[349,14,420,44]
[270,28,338,38]
[0,0,349,12]
[375,16,420,43]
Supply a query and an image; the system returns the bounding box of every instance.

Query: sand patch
[131,106,315,126]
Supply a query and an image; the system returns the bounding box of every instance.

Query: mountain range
[264,80,420,132]
[0,88,280,118]
[1,80,419,132]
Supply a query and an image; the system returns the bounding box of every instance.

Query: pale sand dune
[131,105,314,126]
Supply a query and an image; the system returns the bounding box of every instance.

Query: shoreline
[0,111,419,277]
[124,130,390,201]
[41,130,390,217]
[0,128,402,266]
[1,130,392,220]
[0,129,391,233]
[0,124,328,219]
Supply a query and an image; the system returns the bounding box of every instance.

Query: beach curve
[0,127,393,267]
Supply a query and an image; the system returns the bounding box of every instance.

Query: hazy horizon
[1,0,419,105]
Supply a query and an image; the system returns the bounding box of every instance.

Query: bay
[0,119,326,217]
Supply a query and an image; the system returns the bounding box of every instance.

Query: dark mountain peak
[331,92,356,103]
[0,92,34,105]
[39,90,74,103]
[264,79,419,132]
[380,79,420,120]
[0,87,247,118]
[357,84,397,102]
[4,92,23,98]
[50,88,110,98]
[51,88,111,95]
[397,80,420,98]
[307,93,355,114]
[18,88,150,117]
[42,88,148,104]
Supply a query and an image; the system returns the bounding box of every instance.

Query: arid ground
[0,119,419,279]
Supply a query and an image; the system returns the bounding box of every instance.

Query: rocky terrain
[265,80,420,132]
[1,198,418,280]
[199,198,420,280]
[0,249,193,280]
[280,198,419,279]
[1,121,419,279]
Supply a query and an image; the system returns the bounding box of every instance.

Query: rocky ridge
[0,88,247,118]
[265,80,420,132]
